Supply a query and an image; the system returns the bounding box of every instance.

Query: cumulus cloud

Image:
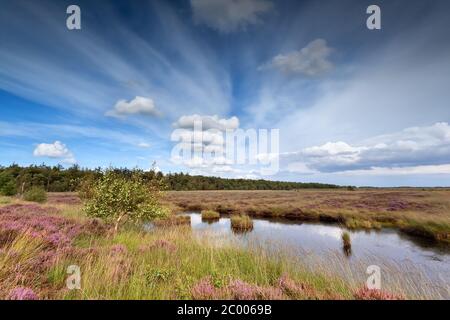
[33,141,76,164]
[283,122,450,174]
[173,114,239,131]
[191,0,273,33]
[106,96,160,118]
[260,39,334,76]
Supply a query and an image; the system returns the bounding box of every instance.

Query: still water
[182,212,450,297]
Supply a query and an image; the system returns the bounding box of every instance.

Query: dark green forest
[0,164,342,195]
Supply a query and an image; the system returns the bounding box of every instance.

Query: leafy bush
[77,175,96,201]
[0,173,17,196]
[23,186,47,203]
[83,169,168,232]
[1,180,17,196]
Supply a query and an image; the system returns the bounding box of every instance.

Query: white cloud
[33,141,76,164]
[282,122,450,174]
[173,114,239,131]
[260,39,334,76]
[106,96,160,118]
[191,0,273,33]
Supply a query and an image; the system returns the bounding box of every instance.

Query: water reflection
[202,217,220,224]
[231,226,253,235]
[342,232,352,257]
[181,212,450,287]
[343,245,352,257]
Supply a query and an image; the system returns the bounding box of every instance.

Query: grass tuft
[230,215,254,231]
[201,210,220,220]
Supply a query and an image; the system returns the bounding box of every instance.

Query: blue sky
[1,0,450,186]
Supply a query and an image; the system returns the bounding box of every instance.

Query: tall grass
[1,223,445,299]
[0,232,47,297]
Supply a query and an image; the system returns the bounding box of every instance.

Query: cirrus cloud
[259,39,334,76]
[191,0,273,33]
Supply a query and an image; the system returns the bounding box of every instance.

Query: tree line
[0,164,343,195]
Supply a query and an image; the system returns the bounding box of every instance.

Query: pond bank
[163,190,450,244]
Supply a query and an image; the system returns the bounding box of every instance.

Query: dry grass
[201,210,220,220]
[163,189,450,244]
[230,215,254,231]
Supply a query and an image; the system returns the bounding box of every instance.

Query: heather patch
[191,277,220,300]
[278,274,317,298]
[149,239,177,252]
[110,244,128,256]
[191,276,322,300]
[8,287,38,300]
[47,193,81,205]
[354,286,405,300]
[0,204,106,248]
[0,204,107,298]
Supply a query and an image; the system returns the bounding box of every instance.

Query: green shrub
[1,180,17,196]
[77,175,96,201]
[0,173,17,196]
[84,169,168,232]
[0,197,11,205]
[23,186,47,203]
